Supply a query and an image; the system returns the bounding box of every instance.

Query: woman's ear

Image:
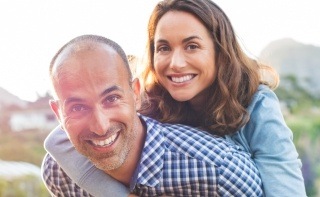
[131,78,141,110]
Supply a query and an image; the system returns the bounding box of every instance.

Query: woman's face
[153,11,216,107]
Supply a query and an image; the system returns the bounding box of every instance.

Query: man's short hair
[49,35,132,80]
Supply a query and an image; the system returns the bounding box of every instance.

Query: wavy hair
[139,0,279,136]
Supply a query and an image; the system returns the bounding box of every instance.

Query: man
[42,34,263,196]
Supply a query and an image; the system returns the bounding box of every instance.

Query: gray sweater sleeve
[44,126,129,197]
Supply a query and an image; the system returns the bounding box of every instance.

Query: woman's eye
[157,45,170,52]
[186,44,199,50]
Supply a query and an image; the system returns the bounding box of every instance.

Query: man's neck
[105,118,146,187]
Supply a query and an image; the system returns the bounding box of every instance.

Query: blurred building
[8,98,57,132]
[0,92,58,133]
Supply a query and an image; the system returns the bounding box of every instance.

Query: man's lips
[87,131,120,147]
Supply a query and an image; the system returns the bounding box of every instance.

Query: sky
[0,0,319,102]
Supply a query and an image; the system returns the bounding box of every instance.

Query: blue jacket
[227,85,306,196]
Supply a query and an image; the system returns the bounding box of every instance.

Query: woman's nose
[169,49,187,71]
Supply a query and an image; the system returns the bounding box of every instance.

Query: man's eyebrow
[63,86,123,106]
[100,85,123,97]
[64,97,84,106]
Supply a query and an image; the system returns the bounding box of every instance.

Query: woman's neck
[189,89,210,113]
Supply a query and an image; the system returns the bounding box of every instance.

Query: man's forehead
[55,42,111,67]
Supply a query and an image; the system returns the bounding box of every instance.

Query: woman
[139,1,306,196]
[44,0,306,196]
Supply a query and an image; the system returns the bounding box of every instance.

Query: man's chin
[89,156,123,172]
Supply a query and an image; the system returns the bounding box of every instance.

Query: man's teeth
[91,133,118,147]
[171,75,193,83]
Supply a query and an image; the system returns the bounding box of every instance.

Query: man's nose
[169,49,187,71]
[89,108,110,136]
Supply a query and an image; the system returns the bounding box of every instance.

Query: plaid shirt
[42,155,92,197]
[42,115,263,197]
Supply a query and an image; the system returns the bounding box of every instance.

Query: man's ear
[49,99,62,122]
[131,78,141,110]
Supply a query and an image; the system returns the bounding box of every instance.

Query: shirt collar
[130,115,166,188]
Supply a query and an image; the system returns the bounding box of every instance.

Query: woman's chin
[171,94,193,102]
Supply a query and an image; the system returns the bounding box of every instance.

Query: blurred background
[0,0,319,196]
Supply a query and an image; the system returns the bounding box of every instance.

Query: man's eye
[71,105,87,112]
[105,95,120,103]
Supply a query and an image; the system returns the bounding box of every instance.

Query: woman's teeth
[171,74,193,83]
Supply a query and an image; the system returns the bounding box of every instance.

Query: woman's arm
[232,85,306,197]
[44,126,130,197]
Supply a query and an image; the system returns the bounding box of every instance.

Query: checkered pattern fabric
[42,154,92,197]
[132,116,263,196]
[42,115,263,196]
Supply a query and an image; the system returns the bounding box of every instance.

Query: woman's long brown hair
[139,0,279,136]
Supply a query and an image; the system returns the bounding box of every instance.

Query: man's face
[50,45,141,172]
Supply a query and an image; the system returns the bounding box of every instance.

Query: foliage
[275,75,320,113]
[0,130,48,166]
[0,129,50,196]
[285,113,320,193]
[275,75,320,196]
[0,175,49,197]
[0,179,8,197]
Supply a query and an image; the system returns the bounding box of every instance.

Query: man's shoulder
[138,116,263,196]
[41,153,92,197]
[41,153,69,188]
[42,153,60,181]
[140,115,240,163]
